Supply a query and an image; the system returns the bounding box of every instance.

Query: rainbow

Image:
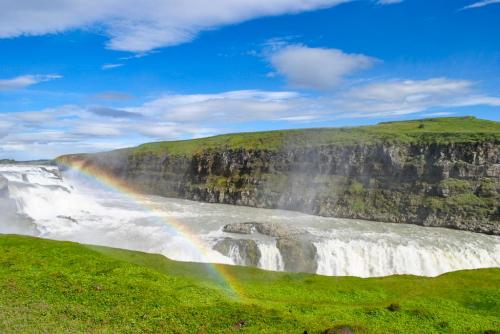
[56,158,244,299]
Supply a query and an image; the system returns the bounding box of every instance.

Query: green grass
[1,235,499,333]
[120,117,500,157]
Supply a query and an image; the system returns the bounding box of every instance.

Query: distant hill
[0,159,55,165]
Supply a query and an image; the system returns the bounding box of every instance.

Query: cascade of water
[1,164,499,277]
[227,244,244,265]
[257,241,285,271]
[314,238,500,277]
[0,164,232,264]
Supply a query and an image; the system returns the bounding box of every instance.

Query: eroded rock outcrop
[222,222,303,237]
[218,222,317,272]
[213,238,261,267]
[276,238,317,273]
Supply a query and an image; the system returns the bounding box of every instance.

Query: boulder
[222,222,255,234]
[276,238,317,273]
[213,238,261,267]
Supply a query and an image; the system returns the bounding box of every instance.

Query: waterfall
[227,244,244,265]
[1,163,499,278]
[0,164,232,265]
[314,239,500,277]
[257,241,284,271]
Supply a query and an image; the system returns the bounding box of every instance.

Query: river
[0,164,498,277]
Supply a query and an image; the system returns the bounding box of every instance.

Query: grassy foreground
[0,235,498,333]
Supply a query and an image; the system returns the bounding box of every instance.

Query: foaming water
[0,164,499,277]
[314,238,499,277]
[257,241,285,271]
[0,164,229,264]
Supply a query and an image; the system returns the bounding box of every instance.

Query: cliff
[57,117,500,234]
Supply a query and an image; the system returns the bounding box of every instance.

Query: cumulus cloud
[269,45,377,90]
[462,0,500,9]
[0,0,350,53]
[333,78,500,117]
[0,74,62,90]
[348,78,472,101]
[128,90,302,122]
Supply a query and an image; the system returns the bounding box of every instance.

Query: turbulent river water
[1,164,499,277]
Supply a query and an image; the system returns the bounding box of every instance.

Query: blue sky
[0,0,499,159]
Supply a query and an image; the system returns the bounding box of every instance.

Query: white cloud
[0,121,13,138]
[128,90,301,121]
[0,74,62,90]
[269,45,377,90]
[73,123,124,136]
[348,78,472,101]
[0,0,350,53]
[462,0,500,10]
[102,63,124,70]
[1,81,499,160]
[334,78,500,117]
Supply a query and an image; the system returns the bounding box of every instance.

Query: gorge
[1,117,499,278]
[0,163,499,277]
[58,117,500,235]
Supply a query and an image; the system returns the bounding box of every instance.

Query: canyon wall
[59,140,500,235]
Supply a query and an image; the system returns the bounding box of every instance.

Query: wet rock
[222,223,255,234]
[253,222,302,238]
[215,226,318,272]
[213,238,261,267]
[40,166,60,176]
[222,222,303,238]
[57,215,78,223]
[276,238,317,273]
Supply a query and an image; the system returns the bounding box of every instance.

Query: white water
[227,244,244,265]
[1,164,499,277]
[314,238,499,277]
[257,241,285,271]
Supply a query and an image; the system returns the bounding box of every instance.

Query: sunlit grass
[125,117,500,157]
[1,235,498,333]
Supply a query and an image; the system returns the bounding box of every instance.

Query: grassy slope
[124,117,500,156]
[0,235,498,333]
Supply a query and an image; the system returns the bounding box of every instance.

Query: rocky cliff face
[59,141,500,235]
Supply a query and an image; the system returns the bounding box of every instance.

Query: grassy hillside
[0,235,498,333]
[125,117,500,156]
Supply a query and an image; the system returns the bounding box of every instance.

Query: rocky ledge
[215,222,317,272]
[222,222,303,237]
